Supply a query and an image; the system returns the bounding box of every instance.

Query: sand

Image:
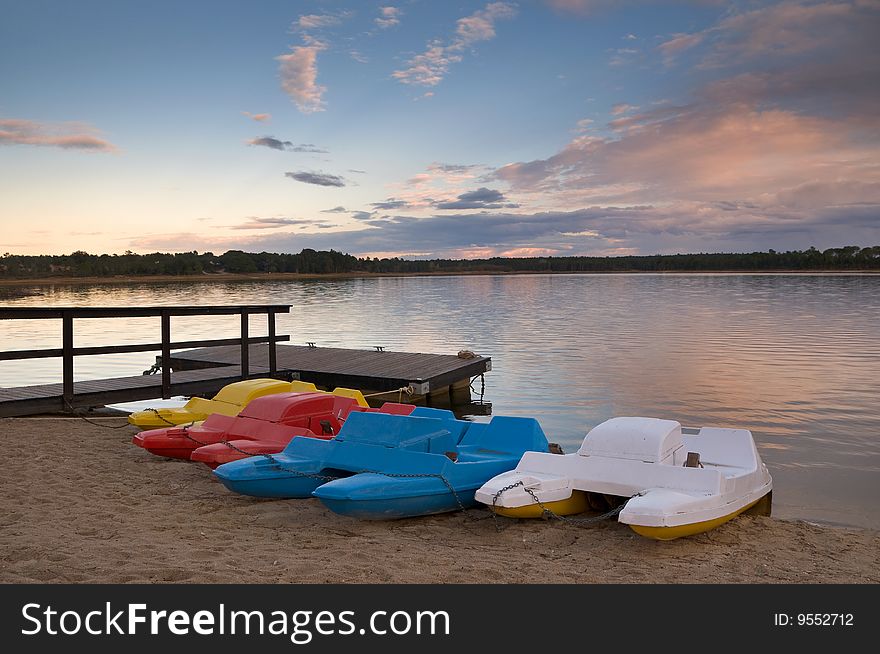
[1,417,877,584]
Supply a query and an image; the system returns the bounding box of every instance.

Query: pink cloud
[297,14,343,30]
[276,45,326,113]
[658,32,705,60]
[242,111,271,122]
[496,103,874,205]
[611,103,637,116]
[393,2,517,87]
[376,6,401,29]
[659,1,867,67]
[0,118,117,152]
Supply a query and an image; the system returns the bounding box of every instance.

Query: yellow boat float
[125,379,369,429]
[475,417,772,540]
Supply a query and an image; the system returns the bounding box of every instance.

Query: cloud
[350,50,369,64]
[434,187,519,210]
[495,1,880,216]
[285,171,347,187]
[609,47,640,66]
[658,32,705,62]
[318,207,392,223]
[247,136,327,153]
[232,217,328,230]
[432,163,481,174]
[611,103,637,116]
[276,45,327,113]
[241,112,271,122]
[392,2,517,87]
[0,118,117,152]
[376,6,401,29]
[297,14,344,30]
[659,1,869,67]
[370,199,410,210]
[134,190,880,259]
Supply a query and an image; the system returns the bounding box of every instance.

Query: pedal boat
[126,378,316,429]
[190,401,415,468]
[132,388,378,462]
[213,408,552,519]
[474,417,772,540]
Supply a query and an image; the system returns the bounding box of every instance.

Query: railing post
[160,310,171,398]
[268,309,277,376]
[61,311,74,409]
[240,309,249,379]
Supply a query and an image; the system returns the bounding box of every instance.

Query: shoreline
[1,416,877,584]
[2,268,880,288]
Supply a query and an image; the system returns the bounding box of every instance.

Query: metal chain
[62,397,133,429]
[489,480,638,531]
[146,407,182,427]
[468,374,486,403]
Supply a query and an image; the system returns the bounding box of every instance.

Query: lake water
[2,273,879,530]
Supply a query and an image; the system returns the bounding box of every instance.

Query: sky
[1,0,878,258]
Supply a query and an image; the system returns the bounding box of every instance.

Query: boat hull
[213,456,327,498]
[317,489,478,520]
[313,473,482,519]
[627,493,770,540]
[490,490,590,518]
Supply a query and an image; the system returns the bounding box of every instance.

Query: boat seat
[456,448,514,463]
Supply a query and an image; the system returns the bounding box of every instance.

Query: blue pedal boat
[212,407,551,519]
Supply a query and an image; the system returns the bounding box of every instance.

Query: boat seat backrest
[409,407,457,420]
[212,378,291,405]
[409,406,472,445]
[239,392,340,423]
[335,412,452,451]
[377,402,417,416]
[458,416,549,455]
[685,428,759,471]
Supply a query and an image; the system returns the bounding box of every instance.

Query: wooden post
[61,311,74,408]
[268,309,277,376]
[160,311,171,398]
[240,310,249,379]
[450,378,472,404]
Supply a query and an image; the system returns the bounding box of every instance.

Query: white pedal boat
[475,417,772,540]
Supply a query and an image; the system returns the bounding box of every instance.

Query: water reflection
[1,273,878,529]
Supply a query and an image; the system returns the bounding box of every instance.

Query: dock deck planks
[166,344,491,394]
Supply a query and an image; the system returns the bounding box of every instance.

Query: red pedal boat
[132,391,414,467]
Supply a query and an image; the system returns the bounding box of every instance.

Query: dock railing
[0,305,291,406]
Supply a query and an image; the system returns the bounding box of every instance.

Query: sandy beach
[1,416,877,584]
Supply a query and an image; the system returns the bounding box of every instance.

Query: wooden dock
[0,365,277,417]
[166,343,492,402]
[0,303,492,416]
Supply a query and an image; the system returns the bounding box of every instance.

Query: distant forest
[1,246,879,279]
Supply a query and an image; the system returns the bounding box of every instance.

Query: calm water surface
[2,274,879,530]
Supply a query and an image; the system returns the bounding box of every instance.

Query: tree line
[1,246,879,279]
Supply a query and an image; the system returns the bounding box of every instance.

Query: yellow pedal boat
[126,379,369,429]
